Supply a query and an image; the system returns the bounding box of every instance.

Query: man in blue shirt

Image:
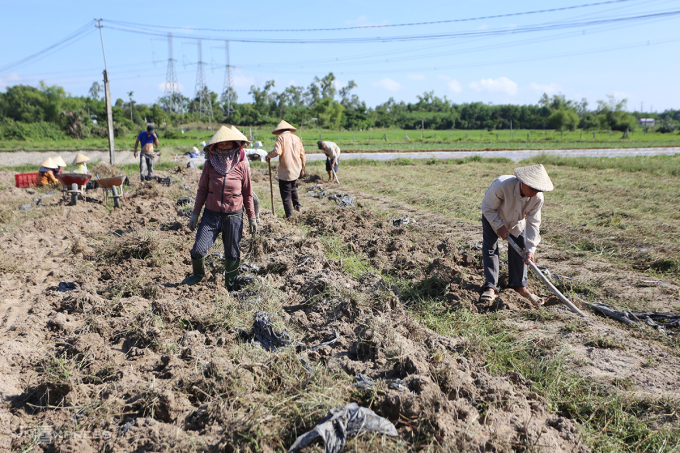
[134,124,159,181]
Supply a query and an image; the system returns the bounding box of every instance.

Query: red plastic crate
[14,172,39,188]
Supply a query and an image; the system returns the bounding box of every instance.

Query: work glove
[189,214,199,231]
[249,218,258,235]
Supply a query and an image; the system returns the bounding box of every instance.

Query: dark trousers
[482,216,528,292]
[140,154,155,181]
[278,179,300,218]
[190,208,243,260]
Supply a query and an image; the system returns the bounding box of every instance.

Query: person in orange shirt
[266,120,306,218]
[37,157,59,186]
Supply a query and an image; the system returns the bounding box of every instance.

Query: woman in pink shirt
[182,126,258,290]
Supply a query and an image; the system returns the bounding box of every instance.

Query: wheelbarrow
[56,173,91,206]
[96,174,128,208]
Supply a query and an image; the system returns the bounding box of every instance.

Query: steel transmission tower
[222,41,235,116]
[194,40,214,121]
[163,33,181,112]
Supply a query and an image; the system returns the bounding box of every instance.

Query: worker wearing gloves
[266,120,306,218]
[480,164,554,305]
[134,124,159,182]
[182,126,257,290]
[317,140,340,181]
[37,157,59,186]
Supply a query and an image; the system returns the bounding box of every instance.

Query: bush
[656,122,677,133]
[0,119,66,140]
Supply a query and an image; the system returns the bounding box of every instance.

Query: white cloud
[529,82,562,95]
[439,75,462,93]
[610,91,631,100]
[407,74,426,80]
[288,79,297,87]
[372,78,402,91]
[0,73,21,89]
[345,15,390,27]
[469,77,517,95]
[447,80,462,93]
[232,70,257,89]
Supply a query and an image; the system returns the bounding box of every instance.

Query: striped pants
[190,208,243,260]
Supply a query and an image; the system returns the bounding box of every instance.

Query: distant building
[639,118,655,127]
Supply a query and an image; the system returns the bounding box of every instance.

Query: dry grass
[334,158,680,280]
[98,227,178,267]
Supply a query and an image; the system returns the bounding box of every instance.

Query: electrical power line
[0,21,95,74]
[101,9,680,44]
[103,0,639,33]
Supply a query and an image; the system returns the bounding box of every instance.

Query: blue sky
[1,0,680,112]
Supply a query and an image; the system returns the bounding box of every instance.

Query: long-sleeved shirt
[321,141,341,162]
[266,130,305,181]
[481,175,544,254]
[193,159,256,220]
[72,163,88,174]
[37,170,58,186]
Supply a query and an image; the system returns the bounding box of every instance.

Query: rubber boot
[224,258,240,291]
[181,258,205,285]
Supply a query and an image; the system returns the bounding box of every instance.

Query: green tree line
[2,72,679,141]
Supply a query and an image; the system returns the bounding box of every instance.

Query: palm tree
[128,91,134,121]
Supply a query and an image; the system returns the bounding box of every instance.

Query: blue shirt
[137,131,157,146]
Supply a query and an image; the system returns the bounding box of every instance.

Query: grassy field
[2,126,680,152]
[297,153,680,281]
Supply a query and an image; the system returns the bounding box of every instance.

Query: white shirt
[321,141,341,162]
[481,175,544,254]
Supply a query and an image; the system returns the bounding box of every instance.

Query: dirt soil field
[0,165,678,452]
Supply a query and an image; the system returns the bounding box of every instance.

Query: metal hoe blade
[506,236,586,317]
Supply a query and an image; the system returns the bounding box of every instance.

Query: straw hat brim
[73,153,90,164]
[40,157,57,169]
[514,164,554,192]
[53,156,67,168]
[229,126,251,145]
[272,120,296,134]
[204,126,250,151]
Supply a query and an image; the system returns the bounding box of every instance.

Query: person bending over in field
[37,157,59,186]
[317,140,340,182]
[479,164,554,306]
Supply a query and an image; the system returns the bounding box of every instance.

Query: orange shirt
[38,170,58,186]
[266,131,306,181]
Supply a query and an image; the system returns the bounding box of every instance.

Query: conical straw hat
[40,157,57,169]
[73,153,90,165]
[53,156,67,168]
[272,120,296,134]
[205,126,249,151]
[514,164,554,192]
[229,126,251,145]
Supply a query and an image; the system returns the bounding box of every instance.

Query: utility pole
[95,18,115,165]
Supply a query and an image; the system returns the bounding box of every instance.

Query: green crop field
[1,125,679,152]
